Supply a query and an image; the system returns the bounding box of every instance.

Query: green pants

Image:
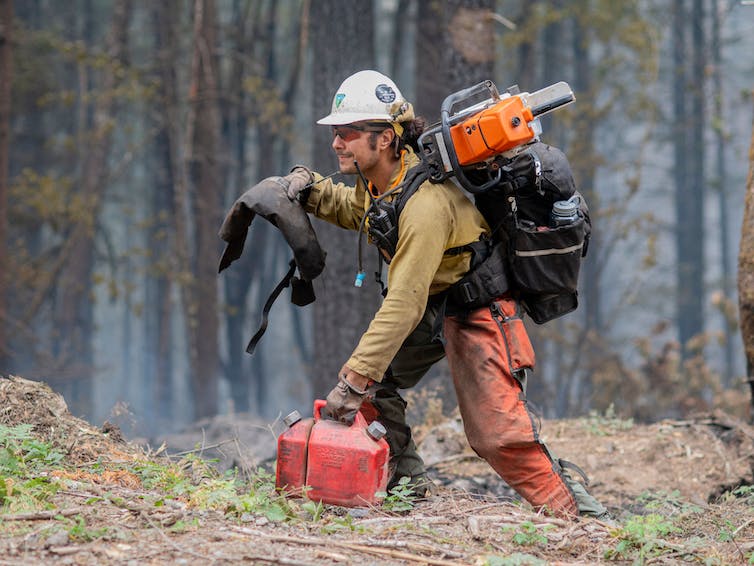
[370,301,445,481]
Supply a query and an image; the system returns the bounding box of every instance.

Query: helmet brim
[316,112,392,126]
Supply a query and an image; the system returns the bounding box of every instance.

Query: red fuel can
[305,400,390,507]
[275,409,315,495]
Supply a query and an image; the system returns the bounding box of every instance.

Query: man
[282,70,607,519]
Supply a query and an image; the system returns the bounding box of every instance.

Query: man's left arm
[326,190,453,422]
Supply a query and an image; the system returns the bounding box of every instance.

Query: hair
[400,117,426,152]
[393,117,427,157]
[366,117,427,156]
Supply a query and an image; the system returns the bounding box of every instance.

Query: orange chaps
[444,297,578,518]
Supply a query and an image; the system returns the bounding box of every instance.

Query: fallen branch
[171,438,238,457]
[2,508,83,521]
[48,546,80,556]
[229,526,466,566]
[733,518,754,536]
[355,515,450,526]
[429,453,481,467]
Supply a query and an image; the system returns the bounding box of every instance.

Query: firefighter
[281,70,607,519]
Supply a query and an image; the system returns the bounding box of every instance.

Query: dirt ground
[2,374,754,565]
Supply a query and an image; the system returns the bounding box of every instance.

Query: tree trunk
[221,0,253,414]
[737,96,754,422]
[571,8,599,334]
[309,0,379,398]
[514,0,540,91]
[568,6,598,415]
[4,0,43,373]
[689,0,706,344]
[531,1,566,416]
[674,0,705,357]
[414,0,444,121]
[415,0,496,121]
[153,0,185,424]
[540,0,563,139]
[142,111,176,426]
[711,0,734,384]
[188,0,222,419]
[0,0,12,369]
[53,0,131,417]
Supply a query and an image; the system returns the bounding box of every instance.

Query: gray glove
[324,375,369,425]
[280,165,314,203]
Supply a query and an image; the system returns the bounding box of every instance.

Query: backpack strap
[373,163,482,262]
[445,239,491,269]
[246,259,297,355]
[372,164,508,310]
[365,163,429,262]
[392,163,430,217]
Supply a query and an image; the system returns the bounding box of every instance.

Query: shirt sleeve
[345,186,453,381]
[304,172,366,231]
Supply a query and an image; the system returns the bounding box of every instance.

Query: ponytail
[393,117,427,156]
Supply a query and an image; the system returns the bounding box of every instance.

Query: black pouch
[510,216,586,295]
[509,216,586,324]
[520,291,578,324]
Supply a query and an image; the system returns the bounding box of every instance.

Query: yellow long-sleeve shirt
[305,149,489,381]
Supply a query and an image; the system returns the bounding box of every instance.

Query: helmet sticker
[335,93,346,109]
[374,84,396,103]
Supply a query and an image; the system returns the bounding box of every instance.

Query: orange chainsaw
[418,80,575,193]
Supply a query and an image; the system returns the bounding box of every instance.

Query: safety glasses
[331,123,389,142]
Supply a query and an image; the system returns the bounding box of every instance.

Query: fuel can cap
[366,421,387,441]
[283,410,302,427]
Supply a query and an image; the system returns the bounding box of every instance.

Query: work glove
[324,374,370,425]
[280,165,314,203]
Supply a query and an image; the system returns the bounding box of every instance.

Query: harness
[362,163,506,310]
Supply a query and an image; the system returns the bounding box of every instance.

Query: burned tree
[737,93,754,421]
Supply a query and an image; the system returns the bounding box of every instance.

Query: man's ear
[379,128,395,151]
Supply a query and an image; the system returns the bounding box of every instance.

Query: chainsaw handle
[440,80,500,124]
[440,80,503,194]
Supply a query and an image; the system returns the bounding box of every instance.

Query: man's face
[330,122,391,175]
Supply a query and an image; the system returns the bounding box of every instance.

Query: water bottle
[550,195,580,227]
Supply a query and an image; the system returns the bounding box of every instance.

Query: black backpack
[379,141,590,324]
[473,141,591,323]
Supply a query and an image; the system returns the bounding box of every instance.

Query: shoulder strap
[392,163,429,218]
[246,259,297,355]
[393,165,487,262]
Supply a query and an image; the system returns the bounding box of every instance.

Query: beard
[336,153,357,174]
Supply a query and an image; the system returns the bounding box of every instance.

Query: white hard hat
[317,70,406,125]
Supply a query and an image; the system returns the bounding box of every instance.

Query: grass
[583,404,635,436]
[0,424,64,512]
[377,475,419,513]
[484,553,548,566]
[502,520,554,547]
[66,514,110,542]
[129,454,298,522]
[604,513,680,562]
[2,418,753,566]
[0,423,338,535]
[0,423,64,476]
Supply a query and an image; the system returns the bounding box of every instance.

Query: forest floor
[2,374,754,565]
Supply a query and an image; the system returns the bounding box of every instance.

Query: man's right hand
[281,165,314,203]
[324,373,370,425]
